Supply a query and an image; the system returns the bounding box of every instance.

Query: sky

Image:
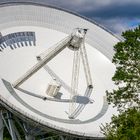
[36,0,140,36]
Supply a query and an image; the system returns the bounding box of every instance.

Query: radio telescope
[0,1,120,140]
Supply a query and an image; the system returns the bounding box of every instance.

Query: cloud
[38,0,113,12]
[94,18,130,35]
[81,3,140,19]
[42,0,140,34]
[42,0,140,13]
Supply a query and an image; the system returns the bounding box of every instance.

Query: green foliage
[101,26,140,140]
[3,127,11,140]
[101,108,140,140]
[107,26,140,110]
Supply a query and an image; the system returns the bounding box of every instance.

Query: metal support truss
[13,28,87,88]
[0,109,48,140]
[69,50,80,116]
[12,28,93,119]
[0,111,4,140]
[80,41,93,87]
[13,35,71,88]
[68,35,93,118]
[1,111,22,140]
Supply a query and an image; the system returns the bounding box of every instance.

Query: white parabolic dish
[0,1,120,139]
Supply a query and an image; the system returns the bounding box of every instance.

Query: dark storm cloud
[1,0,140,19]
[40,0,140,34]
[80,3,140,19]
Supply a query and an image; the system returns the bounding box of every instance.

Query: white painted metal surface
[0,2,120,139]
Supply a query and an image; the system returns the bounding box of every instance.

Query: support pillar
[0,112,4,140]
[7,113,17,140]
[25,135,35,140]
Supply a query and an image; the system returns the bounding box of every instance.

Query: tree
[101,26,140,139]
[107,26,140,110]
[101,107,140,140]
